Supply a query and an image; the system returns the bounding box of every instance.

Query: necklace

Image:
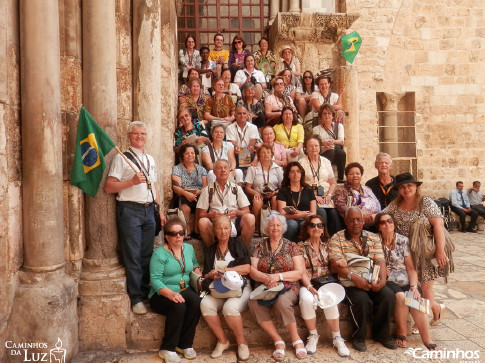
[216,243,229,260]
[167,243,187,290]
[382,233,396,265]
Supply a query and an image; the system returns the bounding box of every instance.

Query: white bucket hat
[213,271,244,293]
[315,283,345,309]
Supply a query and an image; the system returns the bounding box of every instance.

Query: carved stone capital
[379,92,406,110]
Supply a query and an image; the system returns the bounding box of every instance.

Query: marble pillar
[78,0,129,350]
[289,0,301,13]
[342,66,360,163]
[281,0,289,12]
[7,0,78,360]
[379,92,405,158]
[270,0,279,22]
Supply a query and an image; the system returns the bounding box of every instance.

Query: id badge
[179,280,186,290]
[269,265,275,274]
[147,180,152,190]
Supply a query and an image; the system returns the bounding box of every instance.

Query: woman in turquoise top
[149,219,202,363]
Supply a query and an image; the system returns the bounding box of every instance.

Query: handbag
[189,271,204,294]
[303,245,338,289]
[338,252,374,289]
[409,197,455,281]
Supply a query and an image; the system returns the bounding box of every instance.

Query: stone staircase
[127,238,385,350]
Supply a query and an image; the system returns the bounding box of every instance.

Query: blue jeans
[117,201,156,305]
[317,206,344,237]
[284,218,305,242]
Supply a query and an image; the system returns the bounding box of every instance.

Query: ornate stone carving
[174,0,183,16]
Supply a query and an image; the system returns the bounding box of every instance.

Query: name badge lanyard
[266,238,283,274]
[291,188,302,209]
[167,244,187,290]
[309,158,321,186]
[237,124,248,148]
[283,125,293,148]
[261,164,270,188]
[129,147,152,191]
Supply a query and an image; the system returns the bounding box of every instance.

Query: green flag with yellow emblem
[71,107,116,196]
[341,31,362,64]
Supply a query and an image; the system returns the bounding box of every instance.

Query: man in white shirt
[197,159,255,247]
[225,105,260,170]
[104,121,166,314]
[450,181,478,233]
[468,181,485,218]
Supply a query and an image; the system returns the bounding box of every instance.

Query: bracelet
[307,284,313,290]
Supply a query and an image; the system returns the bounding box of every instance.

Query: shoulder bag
[303,245,338,289]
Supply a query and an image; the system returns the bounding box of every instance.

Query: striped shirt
[328,230,384,263]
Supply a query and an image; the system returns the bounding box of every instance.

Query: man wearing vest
[197,159,255,247]
[450,181,478,233]
[105,121,166,314]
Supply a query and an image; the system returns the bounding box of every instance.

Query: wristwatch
[279,273,283,282]
[347,271,354,281]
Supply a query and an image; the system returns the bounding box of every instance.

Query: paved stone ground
[74,229,485,363]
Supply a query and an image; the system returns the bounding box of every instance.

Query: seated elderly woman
[309,75,345,124]
[298,135,343,236]
[234,54,267,101]
[278,69,297,101]
[273,106,304,162]
[221,68,241,105]
[203,76,236,128]
[375,212,438,351]
[253,126,287,168]
[298,215,350,357]
[313,103,346,183]
[275,45,301,86]
[244,143,284,233]
[173,108,210,155]
[333,162,381,229]
[248,212,307,361]
[178,68,210,104]
[200,216,252,361]
[201,124,244,185]
[149,219,201,363]
[179,78,210,124]
[265,76,298,126]
[171,144,208,238]
[277,161,317,242]
[236,82,265,128]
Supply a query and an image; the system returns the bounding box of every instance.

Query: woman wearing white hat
[298,215,350,357]
[200,215,252,360]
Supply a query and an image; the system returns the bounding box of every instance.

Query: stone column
[342,65,360,163]
[269,0,279,22]
[7,0,78,360]
[133,0,162,176]
[281,0,289,12]
[78,0,129,350]
[379,92,405,158]
[289,0,301,13]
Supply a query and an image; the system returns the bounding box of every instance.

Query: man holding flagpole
[105,121,166,314]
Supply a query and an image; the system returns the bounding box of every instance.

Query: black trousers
[471,204,485,218]
[322,146,346,180]
[344,285,395,342]
[451,206,479,230]
[149,288,201,351]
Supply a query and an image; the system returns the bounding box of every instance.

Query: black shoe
[352,339,367,352]
[467,229,478,233]
[378,338,399,350]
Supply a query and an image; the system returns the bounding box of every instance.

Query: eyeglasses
[234,40,242,44]
[303,76,313,79]
[379,218,394,225]
[166,230,184,237]
[274,82,284,86]
[130,132,147,136]
[309,222,324,229]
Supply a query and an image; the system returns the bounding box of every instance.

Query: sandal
[430,304,445,326]
[393,335,407,348]
[425,343,438,351]
[292,339,307,359]
[272,340,285,361]
[412,327,420,335]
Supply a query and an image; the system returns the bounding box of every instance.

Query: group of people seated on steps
[104,33,470,362]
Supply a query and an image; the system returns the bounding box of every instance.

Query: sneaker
[175,347,196,360]
[158,350,181,363]
[238,344,250,361]
[305,334,319,355]
[132,302,147,315]
[333,336,350,357]
[352,339,367,352]
[210,340,230,358]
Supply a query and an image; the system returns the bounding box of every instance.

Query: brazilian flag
[71,107,116,196]
[341,31,362,64]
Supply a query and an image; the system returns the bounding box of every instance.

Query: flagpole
[114,146,139,173]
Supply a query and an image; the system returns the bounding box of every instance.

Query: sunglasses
[379,218,394,225]
[166,230,184,237]
[303,76,313,79]
[274,82,284,86]
[309,222,324,229]
[234,40,242,44]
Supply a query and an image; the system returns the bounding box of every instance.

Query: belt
[118,201,153,208]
